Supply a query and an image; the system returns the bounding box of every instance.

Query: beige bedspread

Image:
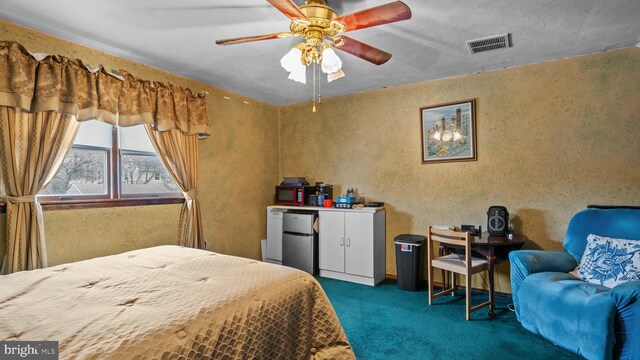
[0,245,354,359]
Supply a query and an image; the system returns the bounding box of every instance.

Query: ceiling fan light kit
[216,0,412,111]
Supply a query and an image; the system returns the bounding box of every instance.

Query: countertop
[268,205,385,214]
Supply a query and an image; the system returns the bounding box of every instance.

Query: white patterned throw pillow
[574,234,640,288]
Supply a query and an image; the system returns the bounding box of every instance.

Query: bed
[0,245,355,359]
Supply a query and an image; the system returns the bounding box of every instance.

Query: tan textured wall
[0,19,280,264]
[279,48,640,293]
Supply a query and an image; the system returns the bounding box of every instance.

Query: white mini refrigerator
[282,211,318,275]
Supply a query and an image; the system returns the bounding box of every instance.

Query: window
[41,147,108,196]
[41,120,111,198]
[119,125,180,195]
[39,120,182,207]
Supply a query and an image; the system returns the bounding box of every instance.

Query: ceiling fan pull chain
[318,63,322,104]
[313,62,317,113]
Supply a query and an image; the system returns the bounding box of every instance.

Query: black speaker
[487,206,509,236]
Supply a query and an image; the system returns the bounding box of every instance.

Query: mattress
[0,245,354,359]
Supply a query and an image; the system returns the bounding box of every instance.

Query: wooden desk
[439,232,527,317]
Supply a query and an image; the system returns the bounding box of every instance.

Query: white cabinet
[266,208,286,264]
[318,211,346,272]
[345,212,374,278]
[318,210,386,286]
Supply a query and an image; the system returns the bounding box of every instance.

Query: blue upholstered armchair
[509,207,640,360]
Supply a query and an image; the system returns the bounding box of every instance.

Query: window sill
[0,197,185,213]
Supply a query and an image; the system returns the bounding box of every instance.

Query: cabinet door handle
[340,237,344,246]
[346,237,351,247]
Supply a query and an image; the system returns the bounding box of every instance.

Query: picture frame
[420,99,477,164]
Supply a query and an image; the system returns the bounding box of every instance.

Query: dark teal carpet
[317,278,582,360]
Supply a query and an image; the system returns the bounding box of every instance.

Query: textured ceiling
[1,0,639,105]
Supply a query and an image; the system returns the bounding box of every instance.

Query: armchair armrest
[610,280,640,300]
[609,281,640,359]
[509,250,578,314]
[510,250,578,276]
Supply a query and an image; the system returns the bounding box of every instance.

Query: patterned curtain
[0,41,209,135]
[145,127,204,249]
[0,41,210,273]
[0,108,79,274]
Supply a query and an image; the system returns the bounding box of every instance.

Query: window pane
[121,153,180,194]
[41,147,108,196]
[75,120,113,148]
[119,126,155,153]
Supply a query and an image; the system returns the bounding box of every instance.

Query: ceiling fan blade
[333,36,391,65]
[335,1,411,32]
[215,32,292,46]
[266,0,308,20]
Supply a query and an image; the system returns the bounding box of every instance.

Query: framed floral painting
[420,99,477,164]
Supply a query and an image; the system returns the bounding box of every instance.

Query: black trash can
[394,234,426,291]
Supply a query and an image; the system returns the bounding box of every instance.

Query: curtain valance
[0,41,209,136]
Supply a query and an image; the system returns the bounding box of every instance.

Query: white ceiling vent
[467,34,512,54]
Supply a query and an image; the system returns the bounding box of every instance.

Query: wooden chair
[427,227,490,320]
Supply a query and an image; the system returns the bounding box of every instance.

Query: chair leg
[451,271,457,297]
[465,273,472,320]
[427,247,433,305]
[438,246,446,291]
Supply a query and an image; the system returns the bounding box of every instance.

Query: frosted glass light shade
[281,47,306,83]
[321,47,342,74]
[288,68,306,84]
[327,69,345,82]
[280,47,303,72]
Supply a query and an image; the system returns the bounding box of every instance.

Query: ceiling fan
[215,0,412,81]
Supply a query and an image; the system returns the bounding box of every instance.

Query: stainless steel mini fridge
[282,211,318,275]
